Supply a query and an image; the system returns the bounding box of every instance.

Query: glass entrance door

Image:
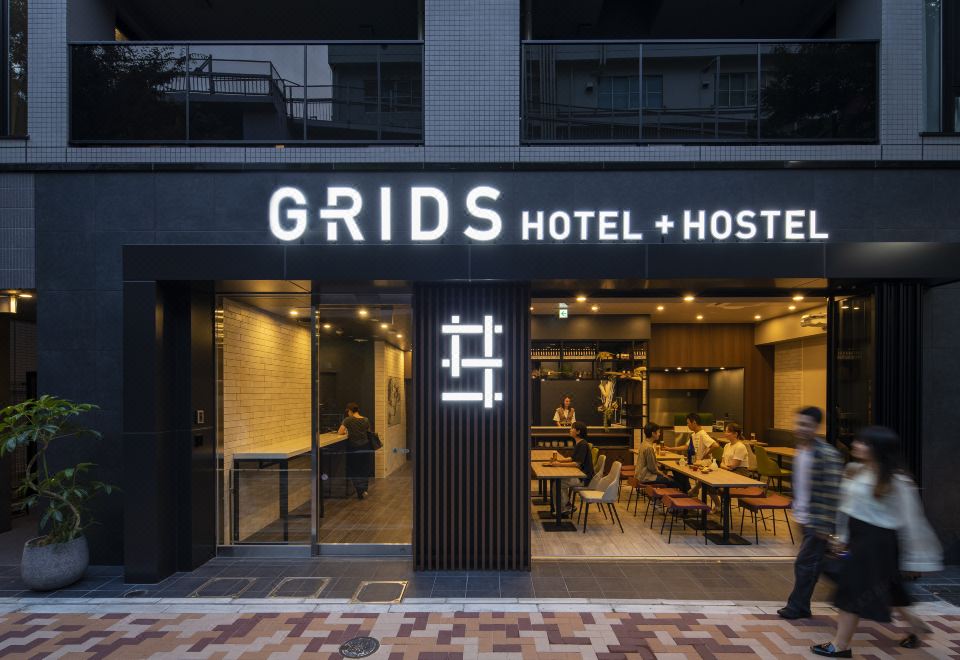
[313,303,413,550]
[828,293,875,452]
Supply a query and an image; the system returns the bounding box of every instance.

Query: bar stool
[728,486,765,510]
[641,485,685,527]
[624,476,653,512]
[618,462,636,501]
[738,494,794,544]
[659,494,711,544]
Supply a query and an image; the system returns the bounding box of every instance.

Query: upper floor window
[2,0,27,137]
[67,0,423,144]
[925,0,960,133]
[597,75,662,110]
[717,73,758,109]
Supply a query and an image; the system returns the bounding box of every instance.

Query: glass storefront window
[6,0,27,136]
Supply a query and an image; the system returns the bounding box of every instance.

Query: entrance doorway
[214,287,413,554]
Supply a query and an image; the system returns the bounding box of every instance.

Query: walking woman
[811,426,943,658]
[553,395,576,427]
[338,402,372,499]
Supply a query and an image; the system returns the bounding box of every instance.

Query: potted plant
[0,396,116,591]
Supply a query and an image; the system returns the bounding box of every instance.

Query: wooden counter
[232,432,350,461]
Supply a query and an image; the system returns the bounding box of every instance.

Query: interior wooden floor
[530,481,800,559]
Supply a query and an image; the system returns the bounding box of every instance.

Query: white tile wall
[221,298,312,540]
[373,341,407,478]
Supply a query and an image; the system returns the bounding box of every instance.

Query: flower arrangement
[596,378,619,427]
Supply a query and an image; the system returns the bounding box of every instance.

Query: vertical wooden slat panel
[414,283,530,571]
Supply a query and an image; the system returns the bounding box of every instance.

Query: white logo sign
[440,315,503,408]
[268,185,828,244]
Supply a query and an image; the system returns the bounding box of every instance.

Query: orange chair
[738,494,795,544]
[660,495,711,544]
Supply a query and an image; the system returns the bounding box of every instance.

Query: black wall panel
[414,283,530,571]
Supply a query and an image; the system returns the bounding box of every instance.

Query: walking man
[779,406,843,620]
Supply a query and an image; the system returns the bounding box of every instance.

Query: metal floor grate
[350,580,407,604]
[188,577,255,598]
[267,577,329,598]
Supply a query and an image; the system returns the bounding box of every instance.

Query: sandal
[900,633,920,649]
[810,642,852,658]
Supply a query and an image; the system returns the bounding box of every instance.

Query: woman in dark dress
[811,426,940,658]
[338,402,372,499]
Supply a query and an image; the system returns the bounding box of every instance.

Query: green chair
[755,446,792,493]
[710,445,724,463]
[591,445,600,472]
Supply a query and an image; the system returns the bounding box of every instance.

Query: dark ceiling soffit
[122,243,960,285]
[19,160,960,174]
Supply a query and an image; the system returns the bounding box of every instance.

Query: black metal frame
[67,40,426,147]
[520,38,881,146]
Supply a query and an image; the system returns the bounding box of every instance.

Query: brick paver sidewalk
[0,606,957,658]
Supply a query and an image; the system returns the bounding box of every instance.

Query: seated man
[635,422,688,492]
[554,421,595,515]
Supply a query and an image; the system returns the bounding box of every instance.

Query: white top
[838,466,901,531]
[553,407,576,425]
[836,466,944,573]
[792,444,813,525]
[721,441,749,469]
[689,429,717,462]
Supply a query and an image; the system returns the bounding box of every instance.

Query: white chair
[571,454,605,500]
[577,461,624,533]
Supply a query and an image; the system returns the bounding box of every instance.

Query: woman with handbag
[338,402,373,500]
[811,426,943,658]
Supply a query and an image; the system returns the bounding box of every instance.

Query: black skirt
[833,516,911,622]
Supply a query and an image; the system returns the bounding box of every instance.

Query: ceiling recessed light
[396,333,403,339]
[696,314,703,320]
[530,306,534,311]
[677,366,682,371]
[720,367,725,370]
[853,306,860,311]
[705,368,710,372]
[322,323,332,330]
[792,294,805,302]
[289,310,299,317]
[591,305,599,312]
[754,314,761,320]
[656,305,664,311]
[380,323,389,329]
[683,295,695,303]
[17,292,32,299]
[576,295,587,303]
[358,308,369,317]
[841,304,850,310]
[789,305,797,311]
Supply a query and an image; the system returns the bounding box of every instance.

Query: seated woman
[720,423,751,475]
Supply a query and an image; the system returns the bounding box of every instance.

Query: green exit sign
[558,309,568,319]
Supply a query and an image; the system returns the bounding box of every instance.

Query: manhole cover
[351,580,407,604]
[122,589,146,598]
[339,636,380,658]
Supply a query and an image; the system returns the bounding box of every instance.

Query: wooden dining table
[531,461,585,532]
[658,457,766,545]
[764,446,796,468]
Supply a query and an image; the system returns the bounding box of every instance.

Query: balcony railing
[523,40,879,144]
[69,42,424,144]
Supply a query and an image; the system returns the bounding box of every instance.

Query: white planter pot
[21,536,89,591]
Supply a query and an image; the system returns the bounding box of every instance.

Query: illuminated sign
[268,186,828,244]
[440,315,503,408]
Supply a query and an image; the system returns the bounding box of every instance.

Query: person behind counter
[338,402,372,500]
[553,395,576,427]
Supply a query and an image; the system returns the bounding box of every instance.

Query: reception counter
[530,424,635,468]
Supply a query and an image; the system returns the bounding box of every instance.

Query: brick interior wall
[221,298,312,542]
[773,335,827,432]
[374,341,407,478]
